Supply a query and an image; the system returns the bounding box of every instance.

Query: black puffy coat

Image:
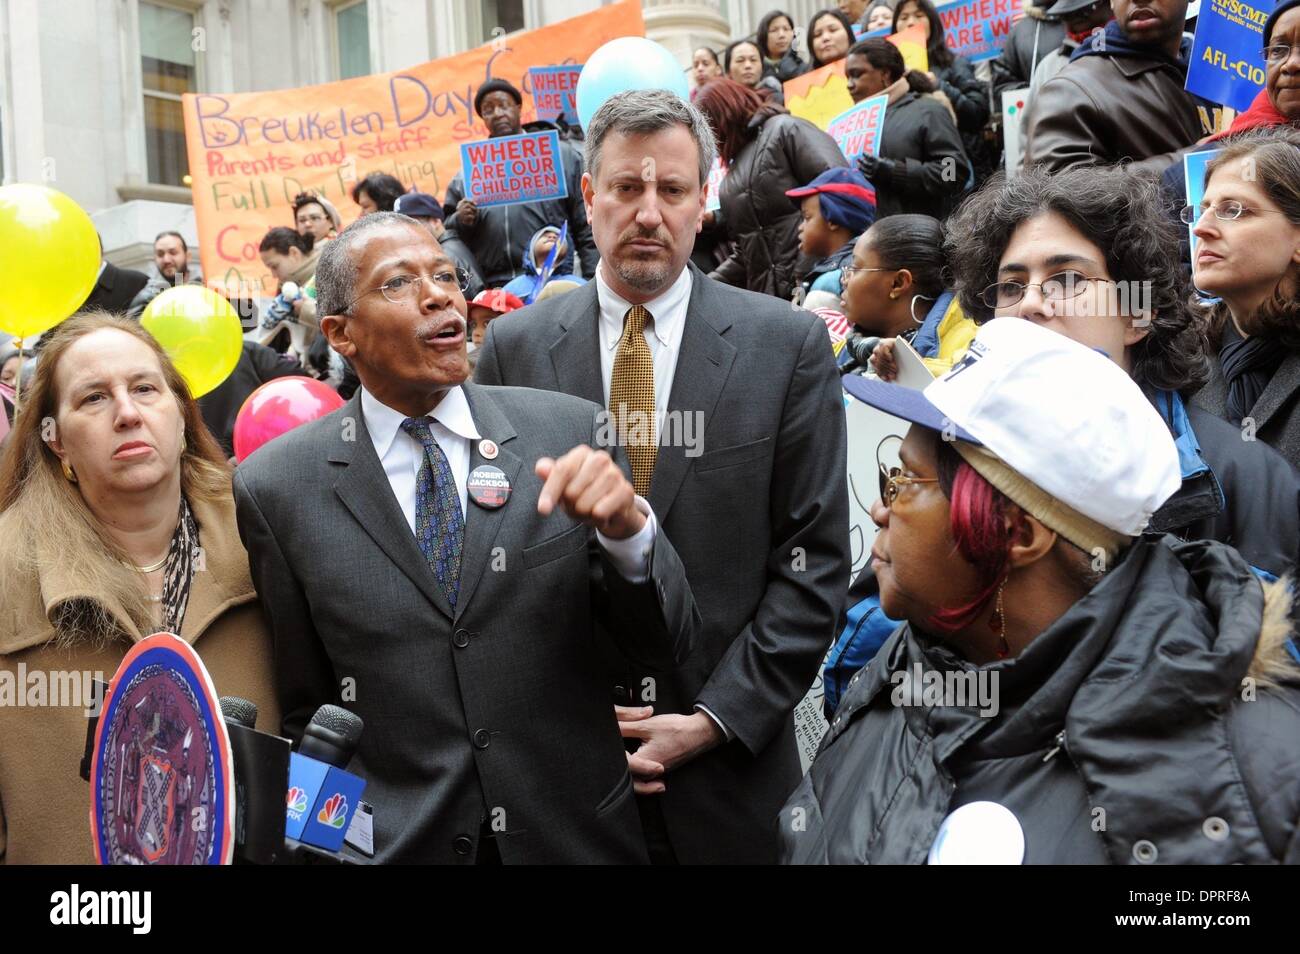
[710,111,848,300]
[781,536,1300,864]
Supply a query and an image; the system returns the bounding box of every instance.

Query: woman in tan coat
[0,311,279,864]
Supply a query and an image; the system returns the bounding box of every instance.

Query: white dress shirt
[593,265,732,740]
[595,262,692,418]
[360,385,656,582]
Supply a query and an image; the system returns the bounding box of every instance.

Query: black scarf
[1220,321,1283,425]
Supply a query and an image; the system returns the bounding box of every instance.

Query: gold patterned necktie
[609,304,657,496]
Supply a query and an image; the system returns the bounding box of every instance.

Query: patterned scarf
[158,496,199,635]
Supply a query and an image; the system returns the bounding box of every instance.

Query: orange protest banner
[182,0,643,298]
[888,25,929,73]
[783,61,853,131]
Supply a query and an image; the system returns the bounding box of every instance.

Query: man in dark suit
[475,89,849,864]
[79,235,149,313]
[234,211,700,864]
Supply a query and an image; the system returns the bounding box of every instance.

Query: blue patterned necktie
[401,416,464,608]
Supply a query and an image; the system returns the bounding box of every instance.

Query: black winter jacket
[781,536,1300,864]
[710,112,848,300]
[932,55,989,171]
[869,92,970,220]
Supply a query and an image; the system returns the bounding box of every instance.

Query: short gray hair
[584,89,717,188]
[315,211,423,317]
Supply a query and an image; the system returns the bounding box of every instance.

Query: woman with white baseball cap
[781,317,1300,864]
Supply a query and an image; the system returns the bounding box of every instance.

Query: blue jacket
[502,225,586,304]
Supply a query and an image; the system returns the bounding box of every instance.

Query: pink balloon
[233,376,344,463]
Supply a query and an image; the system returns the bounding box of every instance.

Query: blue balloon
[575,37,691,131]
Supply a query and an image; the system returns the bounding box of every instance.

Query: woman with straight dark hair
[1188,128,1300,468]
[724,37,785,103]
[756,9,809,81]
[807,8,858,69]
[946,163,1299,581]
[696,78,849,299]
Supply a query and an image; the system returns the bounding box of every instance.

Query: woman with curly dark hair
[944,165,1298,580]
[1188,128,1300,468]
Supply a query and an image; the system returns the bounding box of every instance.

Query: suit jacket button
[453,835,474,855]
[473,728,491,749]
[453,628,471,648]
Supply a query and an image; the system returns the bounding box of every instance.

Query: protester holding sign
[696,78,849,299]
[1189,128,1300,467]
[0,312,279,862]
[947,163,1299,578]
[1024,0,1215,173]
[893,0,993,180]
[846,39,971,219]
[443,78,597,288]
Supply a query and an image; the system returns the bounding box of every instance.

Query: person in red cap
[786,167,877,302]
[466,289,525,367]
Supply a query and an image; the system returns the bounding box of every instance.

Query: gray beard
[612,256,672,293]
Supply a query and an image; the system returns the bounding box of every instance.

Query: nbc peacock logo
[286,786,308,814]
[318,793,349,829]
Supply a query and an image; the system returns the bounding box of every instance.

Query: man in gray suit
[475,90,849,864]
[234,211,700,864]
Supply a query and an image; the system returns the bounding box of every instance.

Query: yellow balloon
[0,184,100,338]
[141,286,243,398]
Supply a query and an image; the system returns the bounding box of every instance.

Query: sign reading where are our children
[826,94,889,161]
[529,65,582,125]
[1185,0,1276,112]
[180,0,642,298]
[459,130,568,208]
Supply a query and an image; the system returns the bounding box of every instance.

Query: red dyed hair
[694,78,766,166]
[926,441,1013,633]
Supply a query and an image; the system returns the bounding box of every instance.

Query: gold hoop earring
[61,460,78,484]
[991,579,1009,658]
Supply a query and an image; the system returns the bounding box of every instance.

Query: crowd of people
[0,0,1299,866]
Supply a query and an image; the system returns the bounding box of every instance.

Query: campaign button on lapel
[467,464,510,509]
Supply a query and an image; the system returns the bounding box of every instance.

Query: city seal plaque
[89,632,234,864]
